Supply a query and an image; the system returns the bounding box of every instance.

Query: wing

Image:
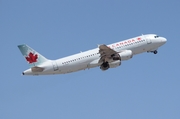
[98,44,120,63]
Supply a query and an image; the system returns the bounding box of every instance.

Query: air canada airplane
[18,34,166,75]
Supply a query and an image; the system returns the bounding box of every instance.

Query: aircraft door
[52,61,59,71]
[147,38,152,44]
[142,34,152,44]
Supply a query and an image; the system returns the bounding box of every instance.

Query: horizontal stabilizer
[31,66,44,72]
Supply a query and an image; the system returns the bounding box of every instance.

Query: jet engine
[100,50,133,71]
[119,50,133,61]
[100,61,109,71]
[100,60,121,71]
[109,60,121,68]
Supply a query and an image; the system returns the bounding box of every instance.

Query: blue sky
[1,0,180,119]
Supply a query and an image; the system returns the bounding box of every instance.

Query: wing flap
[98,44,119,63]
[99,45,117,56]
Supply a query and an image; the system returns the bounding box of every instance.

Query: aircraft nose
[161,37,167,44]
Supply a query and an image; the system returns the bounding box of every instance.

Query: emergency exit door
[52,61,59,71]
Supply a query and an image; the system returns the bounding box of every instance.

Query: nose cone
[161,37,167,44]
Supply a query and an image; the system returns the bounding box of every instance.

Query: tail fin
[18,44,49,67]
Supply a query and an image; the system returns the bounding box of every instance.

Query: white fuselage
[23,34,166,75]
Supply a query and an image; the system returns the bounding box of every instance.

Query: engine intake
[100,62,109,71]
[100,60,121,71]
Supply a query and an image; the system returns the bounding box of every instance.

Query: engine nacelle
[119,50,133,61]
[100,62,109,71]
[109,60,121,68]
[100,60,121,71]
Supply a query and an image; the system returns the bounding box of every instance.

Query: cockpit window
[154,35,159,38]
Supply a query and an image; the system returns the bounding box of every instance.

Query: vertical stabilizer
[18,44,49,67]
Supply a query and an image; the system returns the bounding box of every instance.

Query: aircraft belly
[130,43,148,55]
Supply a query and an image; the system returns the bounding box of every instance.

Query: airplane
[18,34,167,75]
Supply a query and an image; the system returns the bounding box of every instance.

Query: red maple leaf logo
[137,37,141,40]
[25,52,38,64]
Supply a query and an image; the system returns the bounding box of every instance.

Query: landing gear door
[52,61,59,71]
